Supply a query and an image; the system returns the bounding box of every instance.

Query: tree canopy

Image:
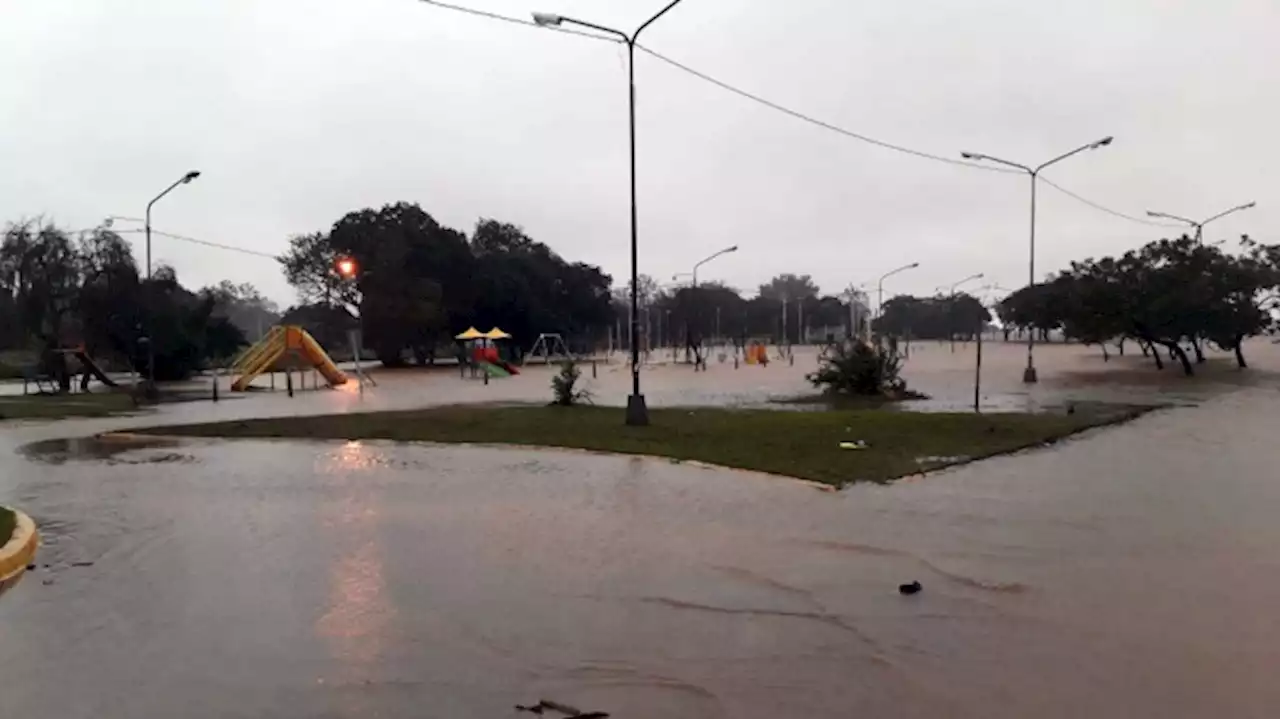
[279,204,614,364]
[873,293,990,340]
[998,235,1280,374]
[1,219,246,386]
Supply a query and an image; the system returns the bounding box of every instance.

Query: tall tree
[201,281,281,341]
[758,273,820,302]
[279,231,352,308]
[327,202,474,365]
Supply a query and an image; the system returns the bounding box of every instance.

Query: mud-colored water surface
[1,342,1278,717]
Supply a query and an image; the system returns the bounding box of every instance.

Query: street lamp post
[876,262,921,321]
[335,257,374,397]
[962,137,1112,383]
[843,284,869,342]
[874,263,920,346]
[534,0,686,426]
[143,170,200,385]
[678,245,738,365]
[1146,202,1257,243]
[943,272,984,352]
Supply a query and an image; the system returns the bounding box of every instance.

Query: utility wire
[413,0,1191,232]
[416,0,620,43]
[636,46,1018,176]
[112,228,281,260]
[1038,178,1184,228]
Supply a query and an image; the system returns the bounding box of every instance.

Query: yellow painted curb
[0,506,40,593]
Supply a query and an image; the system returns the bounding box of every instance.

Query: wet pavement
[1,341,1279,717]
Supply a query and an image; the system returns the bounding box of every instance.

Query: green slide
[480,362,510,378]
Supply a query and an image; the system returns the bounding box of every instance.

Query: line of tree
[0,219,252,387]
[616,272,860,352]
[280,204,875,367]
[872,293,990,340]
[996,235,1280,375]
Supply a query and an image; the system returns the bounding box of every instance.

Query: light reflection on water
[316,441,396,717]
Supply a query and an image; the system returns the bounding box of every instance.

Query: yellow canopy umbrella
[483,327,512,340]
[455,327,485,340]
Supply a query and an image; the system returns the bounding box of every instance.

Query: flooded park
[2,340,1280,718]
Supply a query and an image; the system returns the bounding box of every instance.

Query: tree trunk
[1138,337,1163,369]
[1101,344,1110,362]
[1116,338,1126,356]
[1190,337,1205,363]
[1233,335,1248,368]
[1164,342,1193,375]
[1138,340,1149,357]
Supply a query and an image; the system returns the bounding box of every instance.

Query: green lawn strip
[0,506,14,547]
[142,404,1146,486]
[0,392,136,420]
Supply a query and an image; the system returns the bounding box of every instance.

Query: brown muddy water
[1,341,1279,717]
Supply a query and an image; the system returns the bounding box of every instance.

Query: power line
[636,46,1018,176]
[411,0,1193,232]
[415,0,619,43]
[112,228,280,260]
[1038,178,1184,228]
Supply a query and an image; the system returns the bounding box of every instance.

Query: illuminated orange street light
[336,257,357,278]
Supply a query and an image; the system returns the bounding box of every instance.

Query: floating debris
[515,699,609,717]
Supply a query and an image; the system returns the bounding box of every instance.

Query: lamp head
[726,245,739,252]
[182,170,201,183]
[1092,136,1114,149]
[336,257,357,278]
[531,12,563,26]
[960,152,981,160]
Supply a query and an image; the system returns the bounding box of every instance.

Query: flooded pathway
[1,376,1279,716]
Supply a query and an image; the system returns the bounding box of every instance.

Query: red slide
[496,360,520,375]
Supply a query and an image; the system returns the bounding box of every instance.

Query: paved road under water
[2,342,1279,717]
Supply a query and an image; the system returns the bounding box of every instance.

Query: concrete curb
[0,506,40,595]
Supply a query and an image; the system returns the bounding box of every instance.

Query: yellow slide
[231,325,348,391]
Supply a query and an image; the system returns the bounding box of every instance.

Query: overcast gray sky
[3,0,1276,306]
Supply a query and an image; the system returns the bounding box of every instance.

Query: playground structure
[524,333,574,365]
[231,325,347,392]
[744,342,770,366]
[23,345,120,395]
[457,327,521,379]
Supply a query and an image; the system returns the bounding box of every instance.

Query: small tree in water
[807,340,909,397]
[550,360,592,406]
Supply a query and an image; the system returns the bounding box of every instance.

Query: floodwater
[1,341,1279,717]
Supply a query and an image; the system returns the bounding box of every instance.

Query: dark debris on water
[515,699,609,717]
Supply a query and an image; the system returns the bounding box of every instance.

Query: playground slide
[231,326,347,391]
[495,360,520,375]
[298,332,348,387]
[479,361,510,378]
[74,351,118,387]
